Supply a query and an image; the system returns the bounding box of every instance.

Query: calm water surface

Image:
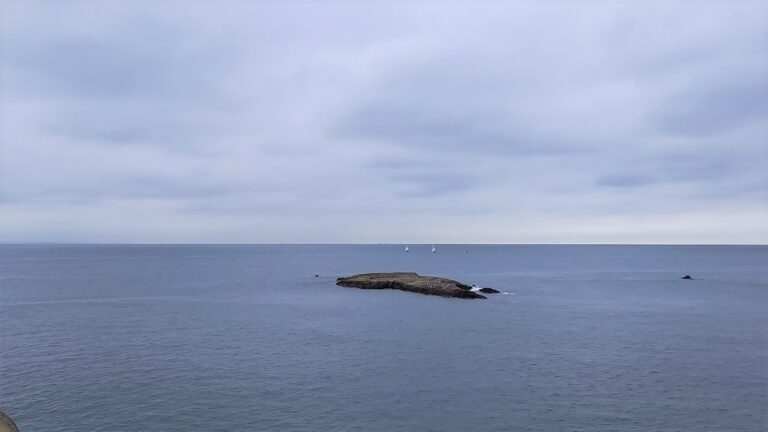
[1,245,766,431]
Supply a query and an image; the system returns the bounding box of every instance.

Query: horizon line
[1,242,766,247]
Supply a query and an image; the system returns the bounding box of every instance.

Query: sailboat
[431,245,436,253]
[404,244,410,252]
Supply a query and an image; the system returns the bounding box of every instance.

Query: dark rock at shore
[336,272,486,299]
[681,275,693,280]
[479,287,500,294]
[0,411,20,432]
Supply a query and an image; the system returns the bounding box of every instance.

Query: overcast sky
[1,1,766,244]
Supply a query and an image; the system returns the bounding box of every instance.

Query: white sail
[404,244,410,252]
[432,245,436,253]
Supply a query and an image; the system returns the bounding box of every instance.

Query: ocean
[1,244,766,431]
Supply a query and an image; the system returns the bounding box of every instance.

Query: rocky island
[336,272,487,299]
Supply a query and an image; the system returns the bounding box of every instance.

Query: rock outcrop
[336,272,486,299]
[478,287,500,294]
[0,411,20,432]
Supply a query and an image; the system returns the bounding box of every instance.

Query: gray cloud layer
[2,2,766,243]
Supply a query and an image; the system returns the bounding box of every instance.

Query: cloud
[596,154,733,188]
[3,5,240,154]
[3,7,234,99]
[654,70,768,136]
[337,95,581,156]
[1,1,766,243]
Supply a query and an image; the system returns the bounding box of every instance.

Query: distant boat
[432,245,436,253]
[404,244,410,252]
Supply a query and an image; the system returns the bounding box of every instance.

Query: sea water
[1,244,766,431]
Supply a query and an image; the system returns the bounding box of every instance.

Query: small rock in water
[0,410,20,432]
[681,275,693,280]
[479,287,500,294]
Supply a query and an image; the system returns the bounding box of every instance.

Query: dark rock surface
[0,411,20,432]
[479,287,500,294]
[681,275,693,280]
[336,272,486,299]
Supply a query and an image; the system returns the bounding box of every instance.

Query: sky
[1,1,766,244]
